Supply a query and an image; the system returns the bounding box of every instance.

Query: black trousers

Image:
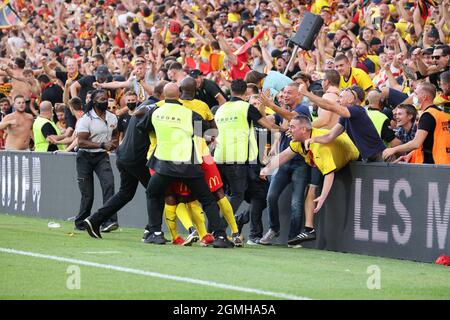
[89,160,151,226]
[217,164,249,214]
[146,172,226,236]
[245,166,269,240]
[74,151,117,228]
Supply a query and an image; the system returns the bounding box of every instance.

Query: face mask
[127,102,137,110]
[96,101,108,111]
[412,95,419,106]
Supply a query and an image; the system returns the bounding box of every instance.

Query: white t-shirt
[75,110,118,153]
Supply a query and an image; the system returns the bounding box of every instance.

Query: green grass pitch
[0,214,448,300]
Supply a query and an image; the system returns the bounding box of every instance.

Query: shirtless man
[0,95,33,150]
[0,58,33,100]
[312,69,340,130]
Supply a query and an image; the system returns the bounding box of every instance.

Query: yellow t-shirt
[289,129,360,175]
[228,12,240,23]
[339,67,374,91]
[279,12,290,26]
[311,0,329,15]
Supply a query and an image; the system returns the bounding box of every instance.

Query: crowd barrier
[0,151,448,263]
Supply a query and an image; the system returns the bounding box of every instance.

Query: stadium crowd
[0,0,449,248]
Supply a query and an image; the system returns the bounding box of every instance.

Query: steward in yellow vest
[213,80,280,216]
[32,102,64,152]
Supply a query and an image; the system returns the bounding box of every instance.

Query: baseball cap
[241,10,250,20]
[95,65,110,81]
[188,69,202,79]
[180,77,197,99]
[271,49,282,58]
[370,37,382,46]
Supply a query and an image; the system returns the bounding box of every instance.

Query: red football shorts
[171,155,223,196]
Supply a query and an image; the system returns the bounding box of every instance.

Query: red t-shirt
[230,53,250,80]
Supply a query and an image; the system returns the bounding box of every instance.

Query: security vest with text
[214,100,258,163]
[151,102,202,164]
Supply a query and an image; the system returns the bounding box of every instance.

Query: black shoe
[213,235,235,248]
[74,225,86,231]
[235,210,250,234]
[144,231,166,245]
[101,221,119,233]
[287,229,316,246]
[83,219,102,239]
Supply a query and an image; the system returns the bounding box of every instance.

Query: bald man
[365,90,401,146]
[32,101,64,152]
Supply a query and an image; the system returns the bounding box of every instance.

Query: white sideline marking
[82,251,122,254]
[0,247,311,300]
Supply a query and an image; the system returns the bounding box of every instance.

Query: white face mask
[412,95,419,106]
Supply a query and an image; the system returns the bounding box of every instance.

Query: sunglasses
[345,88,358,100]
[431,55,442,60]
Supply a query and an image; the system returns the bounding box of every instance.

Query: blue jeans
[266,160,308,239]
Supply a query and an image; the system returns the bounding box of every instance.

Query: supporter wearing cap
[71,62,112,108]
[189,69,227,108]
[417,45,450,91]
[94,63,152,103]
[369,37,383,55]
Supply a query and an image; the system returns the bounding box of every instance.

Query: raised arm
[299,84,351,118]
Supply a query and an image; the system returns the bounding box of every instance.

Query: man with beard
[0,95,33,150]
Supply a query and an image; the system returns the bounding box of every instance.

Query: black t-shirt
[56,71,83,85]
[141,100,211,177]
[429,66,449,91]
[77,75,113,108]
[418,106,438,164]
[41,122,58,152]
[116,106,153,166]
[338,105,386,159]
[118,112,132,135]
[380,119,396,143]
[196,79,227,109]
[64,107,77,130]
[77,75,96,105]
[41,84,63,107]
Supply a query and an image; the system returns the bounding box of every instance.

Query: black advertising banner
[0,152,448,263]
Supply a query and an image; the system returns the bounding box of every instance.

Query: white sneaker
[246,238,260,245]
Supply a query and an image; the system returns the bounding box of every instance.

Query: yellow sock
[217,197,238,234]
[175,203,194,231]
[187,201,208,239]
[164,204,178,240]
